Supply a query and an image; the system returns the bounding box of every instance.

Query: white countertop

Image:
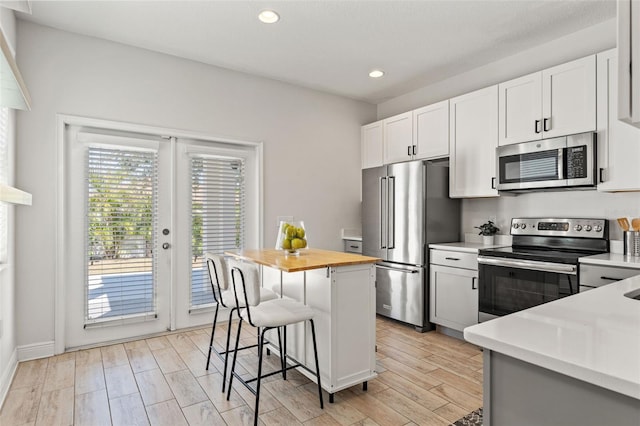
[464,276,640,400]
[428,241,508,253]
[579,252,640,269]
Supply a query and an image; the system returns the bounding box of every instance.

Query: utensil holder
[623,231,640,257]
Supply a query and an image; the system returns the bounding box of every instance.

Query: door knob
[162,243,170,250]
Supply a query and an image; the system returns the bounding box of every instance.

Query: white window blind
[85,146,158,325]
[190,155,245,309]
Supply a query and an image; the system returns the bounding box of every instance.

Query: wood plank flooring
[0,316,482,425]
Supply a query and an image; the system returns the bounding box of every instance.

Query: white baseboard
[0,348,18,411]
[17,341,55,362]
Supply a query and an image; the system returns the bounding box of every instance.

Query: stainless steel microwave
[496,132,596,192]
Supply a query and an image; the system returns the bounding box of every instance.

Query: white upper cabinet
[361,120,384,169]
[498,55,596,146]
[542,56,596,138]
[498,72,542,145]
[597,49,640,192]
[413,100,449,160]
[449,85,499,198]
[383,111,413,164]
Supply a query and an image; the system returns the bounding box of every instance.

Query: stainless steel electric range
[477,217,609,322]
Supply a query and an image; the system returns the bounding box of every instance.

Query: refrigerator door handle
[380,177,387,249]
[388,176,395,249]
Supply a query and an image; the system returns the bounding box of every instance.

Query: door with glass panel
[173,140,249,329]
[64,125,256,348]
[64,126,172,348]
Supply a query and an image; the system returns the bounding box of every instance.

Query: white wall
[378,19,617,119]
[14,21,375,350]
[0,6,19,405]
[378,18,640,242]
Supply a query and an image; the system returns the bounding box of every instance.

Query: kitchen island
[464,275,640,426]
[225,248,379,401]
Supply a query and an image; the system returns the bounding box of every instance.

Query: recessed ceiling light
[369,70,385,78]
[258,10,280,24]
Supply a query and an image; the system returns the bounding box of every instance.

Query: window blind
[85,146,158,325]
[190,155,245,309]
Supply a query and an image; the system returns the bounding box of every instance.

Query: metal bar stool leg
[277,327,286,380]
[205,304,219,371]
[226,319,243,401]
[309,319,324,409]
[221,307,237,393]
[283,326,287,380]
[253,328,267,426]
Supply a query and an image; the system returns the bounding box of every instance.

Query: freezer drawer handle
[376,264,419,273]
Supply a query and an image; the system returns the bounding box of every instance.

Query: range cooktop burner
[479,217,610,264]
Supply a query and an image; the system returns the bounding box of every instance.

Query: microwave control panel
[510,218,607,238]
[566,145,587,179]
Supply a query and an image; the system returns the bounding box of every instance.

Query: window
[85,146,158,324]
[190,154,245,309]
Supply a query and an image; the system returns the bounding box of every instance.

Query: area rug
[451,407,483,426]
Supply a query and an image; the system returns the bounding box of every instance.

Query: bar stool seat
[204,253,278,393]
[227,259,323,426]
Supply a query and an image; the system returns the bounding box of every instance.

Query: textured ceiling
[17,0,616,104]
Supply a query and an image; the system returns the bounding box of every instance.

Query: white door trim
[54,114,263,354]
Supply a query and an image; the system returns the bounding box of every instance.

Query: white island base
[262,263,377,401]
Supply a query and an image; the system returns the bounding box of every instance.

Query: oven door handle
[477,256,577,275]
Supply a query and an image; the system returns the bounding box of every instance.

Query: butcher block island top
[225,248,379,273]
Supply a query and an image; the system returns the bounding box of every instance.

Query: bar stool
[204,253,278,392]
[226,259,323,426]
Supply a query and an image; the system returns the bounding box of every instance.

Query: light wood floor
[0,316,482,425]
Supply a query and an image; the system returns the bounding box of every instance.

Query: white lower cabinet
[429,250,478,331]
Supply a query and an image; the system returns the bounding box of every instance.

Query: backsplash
[462,190,640,242]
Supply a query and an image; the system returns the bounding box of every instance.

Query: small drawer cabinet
[429,249,478,331]
[343,239,362,254]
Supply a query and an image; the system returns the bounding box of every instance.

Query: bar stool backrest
[205,253,229,305]
[228,259,261,308]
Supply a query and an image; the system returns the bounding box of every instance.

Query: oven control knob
[594,225,602,232]
[574,225,582,231]
[513,223,520,229]
[585,225,592,232]
[521,224,527,229]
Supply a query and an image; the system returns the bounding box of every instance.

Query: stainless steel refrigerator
[362,160,460,331]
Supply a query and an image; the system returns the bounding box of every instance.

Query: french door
[62,122,259,349]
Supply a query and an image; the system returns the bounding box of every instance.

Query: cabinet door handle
[491,177,497,189]
[543,117,551,132]
[407,146,411,156]
[412,145,416,156]
[535,119,541,133]
[599,168,606,183]
[600,276,622,281]
[472,277,477,290]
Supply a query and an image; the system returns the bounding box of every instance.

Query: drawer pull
[350,245,359,249]
[445,257,460,261]
[600,276,622,281]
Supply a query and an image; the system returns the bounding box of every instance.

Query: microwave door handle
[557,147,564,179]
[380,177,387,249]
